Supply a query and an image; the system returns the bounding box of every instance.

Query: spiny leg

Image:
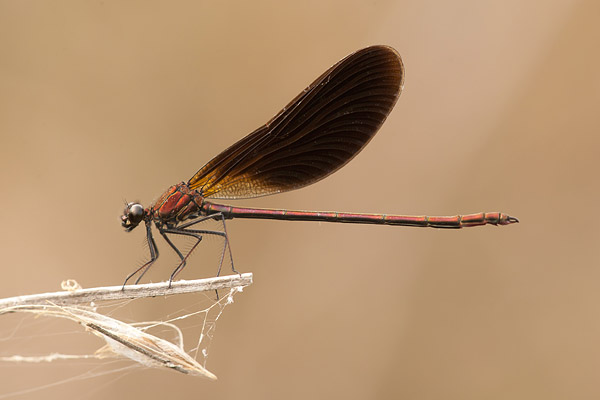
[165,227,227,298]
[159,227,215,285]
[159,230,187,273]
[158,214,223,281]
[213,212,236,276]
[176,212,237,277]
[158,227,203,287]
[157,213,235,289]
[122,220,159,289]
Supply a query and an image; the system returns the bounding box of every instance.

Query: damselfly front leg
[122,220,160,288]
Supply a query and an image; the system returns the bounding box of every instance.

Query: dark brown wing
[188,45,404,199]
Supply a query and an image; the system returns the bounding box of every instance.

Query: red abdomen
[151,183,203,224]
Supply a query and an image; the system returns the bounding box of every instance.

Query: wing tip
[355,45,405,98]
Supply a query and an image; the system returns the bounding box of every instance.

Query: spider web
[0,277,249,397]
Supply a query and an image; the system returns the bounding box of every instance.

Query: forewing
[188,45,404,199]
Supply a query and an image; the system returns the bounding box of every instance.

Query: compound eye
[128,203,144,224]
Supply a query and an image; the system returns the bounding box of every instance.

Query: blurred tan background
[1,0,599,398]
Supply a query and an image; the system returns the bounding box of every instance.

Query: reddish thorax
[149,182,204,225]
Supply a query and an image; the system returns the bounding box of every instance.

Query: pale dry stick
[0,273,253,308]
[0,274,253,379]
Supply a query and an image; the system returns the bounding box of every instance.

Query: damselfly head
[121,202,144,231]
